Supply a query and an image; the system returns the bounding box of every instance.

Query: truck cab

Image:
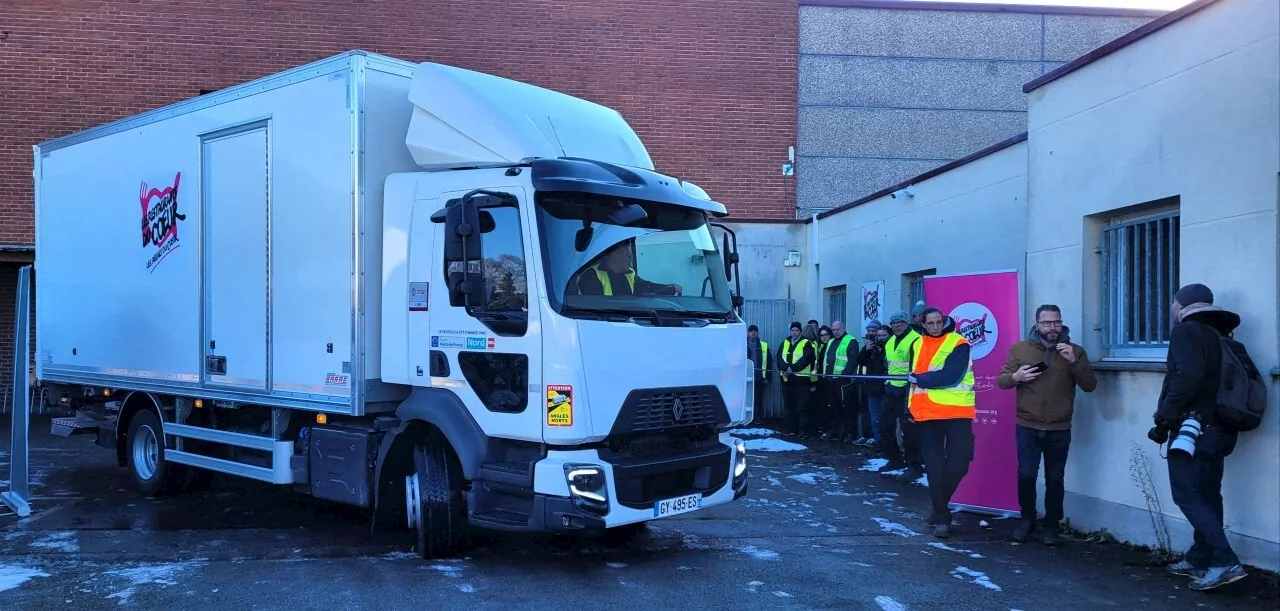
[376,63,752,554]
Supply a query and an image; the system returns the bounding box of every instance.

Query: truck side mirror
[444,198,489,308]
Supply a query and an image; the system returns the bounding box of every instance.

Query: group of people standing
[745,282,1258,591]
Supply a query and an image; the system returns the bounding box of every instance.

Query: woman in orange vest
[907,307,977,539]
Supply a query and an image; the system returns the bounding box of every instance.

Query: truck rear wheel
[127,410,173,496]
[406,443,466,559]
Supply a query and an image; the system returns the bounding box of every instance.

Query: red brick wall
[0,0,799,248]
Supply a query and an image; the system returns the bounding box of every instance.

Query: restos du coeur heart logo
[949,302,999,360]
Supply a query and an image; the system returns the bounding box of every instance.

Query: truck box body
[35,51,421,415]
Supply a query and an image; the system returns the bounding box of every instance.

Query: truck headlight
[734,439,747,479]
[565,464,609,515]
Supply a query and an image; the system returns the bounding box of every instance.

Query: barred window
[825,285,846,325]
[903,268,934,310]
[1101,210,1179,358]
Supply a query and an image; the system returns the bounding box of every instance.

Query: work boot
[1166,559,1206,579]
[1043,529,1061,547]
[1011,520,1035,543]
[926,509,951,526]
[1189,565,1247,591]
[933,524,951,539]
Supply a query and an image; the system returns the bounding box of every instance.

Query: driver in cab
[574,241,682,297]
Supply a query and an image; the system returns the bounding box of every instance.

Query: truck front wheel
[405,443,466,559]
[126,410,173,496]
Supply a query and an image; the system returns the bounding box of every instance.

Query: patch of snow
[824,490,856,497]
[732,428,777,437]
[765,476,782,486]
[745,438,807,452]
[773,591,793,598]
[854,562,873,567]
[429,564,463,578]
[747,580,764,593]
[682,534,710,550]
[677,566,692,571]
[950,566,1002,592]
[928,542,983,558]
[30,531,79,553]
[914,475,929,487]
[875,595,907,611]
[859,458,889,472]
[979,520,991,528]
[873,517,920,537]
[786,472,837,485]
[457,583,476,593]
[739,545,780,561]
[882,468,907,476]
[606,562,628,569]
[105,561,203,605]
[0,565,50,592]
[382,551,419,560]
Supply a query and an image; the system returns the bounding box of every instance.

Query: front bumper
[532,434,747,528]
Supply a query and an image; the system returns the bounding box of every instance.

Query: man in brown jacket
[997,304,1097,545]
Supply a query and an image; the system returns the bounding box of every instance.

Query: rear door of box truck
[33,53,416,415]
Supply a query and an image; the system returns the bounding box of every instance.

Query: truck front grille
[609,386,729,436]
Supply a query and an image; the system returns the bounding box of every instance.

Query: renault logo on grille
[672,397,685,422]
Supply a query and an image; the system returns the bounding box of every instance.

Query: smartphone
[1029,361,1049,373]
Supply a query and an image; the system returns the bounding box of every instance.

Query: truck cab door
[425,184,542,443]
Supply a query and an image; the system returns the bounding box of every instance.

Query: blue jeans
[865,394,885,439]
[1016,426,1071,526]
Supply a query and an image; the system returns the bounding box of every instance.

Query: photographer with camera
[1153,283,1251,591]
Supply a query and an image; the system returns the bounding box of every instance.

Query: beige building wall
[812,141,1029,328]
[1025,0,1279,570]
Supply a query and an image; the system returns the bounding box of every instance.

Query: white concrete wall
[723,221,813,315]
[1026,0,1280,570]
[812,141,1029,326]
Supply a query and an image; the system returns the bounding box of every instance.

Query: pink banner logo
[140,172,186,272]
[950,302,1000,360]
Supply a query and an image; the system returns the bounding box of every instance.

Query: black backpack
[1212,331,1267,432]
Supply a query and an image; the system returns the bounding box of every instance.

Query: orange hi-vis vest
[908,331,976,422]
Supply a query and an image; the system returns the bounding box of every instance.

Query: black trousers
[1016,426,1071,526]
[918,418,975,519]
[1168,426,1240,567]
[878,392,922,467]
[784,379,815,434]
[752,377,767,423]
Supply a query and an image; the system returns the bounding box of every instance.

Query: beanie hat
[889,311,909,325]
[748,324,759,332]
[790,321,802,331]
[911,301,926,316]
[1174,283,1213,306]
[865,319,882,330]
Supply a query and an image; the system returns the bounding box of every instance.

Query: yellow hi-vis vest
[885,329,922,387]
[908,332,976,422]
[780,338,816,382]
[756,340,769,377]
[824,334,854,375]
[580,265,635,296]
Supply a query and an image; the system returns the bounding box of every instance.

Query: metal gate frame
[741,298,796,421]
[2,264,33,517]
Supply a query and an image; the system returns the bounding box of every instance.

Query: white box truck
[33,50,753,557]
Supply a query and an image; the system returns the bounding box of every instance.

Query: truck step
[479,461,533,490]
[50,416,108,437]
[470,509,531,528]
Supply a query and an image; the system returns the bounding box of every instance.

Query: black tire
[126,410,174,496]
[409,443,467,559]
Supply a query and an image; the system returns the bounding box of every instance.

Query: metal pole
[2,264,33,517]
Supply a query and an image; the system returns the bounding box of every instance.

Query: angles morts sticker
[546,385,573,427]
[140,171,187,273]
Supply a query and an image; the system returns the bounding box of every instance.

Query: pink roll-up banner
[923,270,1021,516]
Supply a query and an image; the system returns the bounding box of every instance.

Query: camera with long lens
[1168,412,1203,456]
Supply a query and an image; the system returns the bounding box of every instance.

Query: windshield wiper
[561,306,658,324]
[652,308,732,323]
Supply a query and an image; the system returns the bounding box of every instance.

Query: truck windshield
[534,191,734,321]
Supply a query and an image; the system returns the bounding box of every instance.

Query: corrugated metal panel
[741,298,796,420]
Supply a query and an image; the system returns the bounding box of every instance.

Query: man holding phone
[997,304,1097,546]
